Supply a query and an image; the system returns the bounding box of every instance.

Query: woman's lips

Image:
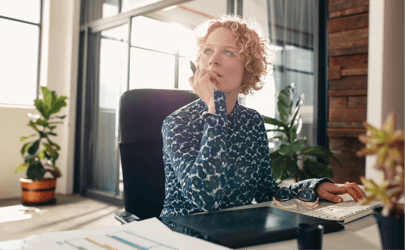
[211,76,220,85]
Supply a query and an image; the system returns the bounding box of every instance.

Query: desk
[0,201,381,249]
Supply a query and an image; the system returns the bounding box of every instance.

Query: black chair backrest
[119,88,198,220]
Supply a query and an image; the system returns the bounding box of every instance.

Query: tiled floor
[0,194,123,241]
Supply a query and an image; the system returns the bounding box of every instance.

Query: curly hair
[195,15,272,95]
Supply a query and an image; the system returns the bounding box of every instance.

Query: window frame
[0,0,43,106]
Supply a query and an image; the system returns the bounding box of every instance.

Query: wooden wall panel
[328,13,368,33]
[329,152,365,184]
[327,0,369,184]
[329,76,367,90]
[328,28,368,51]
[329,137,364,152]
[329,0,369,12]
[329,54,368,68]
[329,5,369,19]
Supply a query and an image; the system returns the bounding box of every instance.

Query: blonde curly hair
[195,15,272,95]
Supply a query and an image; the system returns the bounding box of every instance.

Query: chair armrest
[114,210,141,224]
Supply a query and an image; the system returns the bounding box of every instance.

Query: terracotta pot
[373,207,404,250]
[20,177,57,205]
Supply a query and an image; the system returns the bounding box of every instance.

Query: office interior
[0,0,403,242]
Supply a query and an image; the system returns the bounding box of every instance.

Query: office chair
[115,88,198,224]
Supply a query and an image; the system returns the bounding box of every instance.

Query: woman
[160,15,364,218]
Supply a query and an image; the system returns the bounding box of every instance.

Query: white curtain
[242,0,318,146]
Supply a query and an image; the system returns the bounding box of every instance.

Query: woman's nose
[208,52,221,66]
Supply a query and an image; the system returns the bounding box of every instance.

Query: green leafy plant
[15,87,67,181]
[357,112,404,218]
[263,84,339,185]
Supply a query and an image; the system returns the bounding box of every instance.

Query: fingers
[317,188,343,203]
[346,182,366,201]
[345,187,361,202]
[317,182,367,203]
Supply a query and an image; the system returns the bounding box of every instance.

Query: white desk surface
[1,196,382,250]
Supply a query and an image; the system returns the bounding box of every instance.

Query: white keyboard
[303,200,383,224]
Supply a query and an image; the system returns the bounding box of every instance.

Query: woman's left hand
[315,182,366,203]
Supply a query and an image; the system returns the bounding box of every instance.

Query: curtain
[243,0,318,147]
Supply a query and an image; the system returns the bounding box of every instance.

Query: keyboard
[303,200,383,224]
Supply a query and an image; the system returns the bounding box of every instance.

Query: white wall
[0,0,80,199]
[366,0,404,181]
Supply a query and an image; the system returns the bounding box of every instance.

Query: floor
[0,194,123,242]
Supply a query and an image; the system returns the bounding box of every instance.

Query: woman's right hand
[189,67,219,114]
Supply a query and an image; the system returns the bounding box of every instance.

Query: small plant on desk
[357,112,404,250]
[357,112,404,218]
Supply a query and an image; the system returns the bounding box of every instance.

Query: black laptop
[161,206,344,248]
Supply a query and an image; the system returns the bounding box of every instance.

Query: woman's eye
[224,50,234,56]
[203,48,212,54]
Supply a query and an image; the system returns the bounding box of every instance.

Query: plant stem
[293,154,299,182]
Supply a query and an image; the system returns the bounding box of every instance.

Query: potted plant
[262,84,340,185]
[357,112,404,249]
[15,86,67,205]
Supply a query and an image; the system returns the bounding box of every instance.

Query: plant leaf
[291,139,306,154]
[38,148,46,159]
[289,125,298,141]
[27,140,40,155]
[270,151,297,183]
[21,143,31,156]
[49,96,68,115]
[289,97,302,128]
[43,143,56,157]
[278,143,294,156]
[20,134,36,142]
[262,115,287,128]
[26,160,46,181]
[304,158,330,176]
[29,121,39,132]
[277,86,293,123]
[39,131,47,138]
[42,86,54,111]
[15,163,29,173]
[46,139,60,150]
[35,119,48,127]
[304,145,341,166]
[34,99,47,119]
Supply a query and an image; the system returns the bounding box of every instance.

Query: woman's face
[198,27,244,97]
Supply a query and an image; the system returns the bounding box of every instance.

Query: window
[129,16,196,90]
[0,0,42,106]
[242,0,321,148]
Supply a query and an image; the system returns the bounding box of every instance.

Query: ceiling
[144,0,228,29]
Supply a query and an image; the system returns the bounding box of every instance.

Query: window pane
[82,0,119,24]
[0,19,39,105]
[91,24,128,194]
[129,48,175,89]
[99,25,128,110]
[131,16,179,54]
[242,0,318,147]
[179,27,197,58]
[178,57,193,91]
[0,0,41,23]
[122,0,161,13]
[102,0,119,19]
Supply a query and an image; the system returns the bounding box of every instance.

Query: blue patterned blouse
[160,90,332,218]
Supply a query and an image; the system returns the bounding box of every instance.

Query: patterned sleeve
[162,89,230,212]
[254,114,334,203]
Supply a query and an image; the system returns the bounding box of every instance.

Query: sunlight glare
[0,205,44,223]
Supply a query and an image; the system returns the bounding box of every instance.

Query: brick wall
[327,0,369,183]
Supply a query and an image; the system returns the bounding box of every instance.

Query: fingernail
[336,198,343,203]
